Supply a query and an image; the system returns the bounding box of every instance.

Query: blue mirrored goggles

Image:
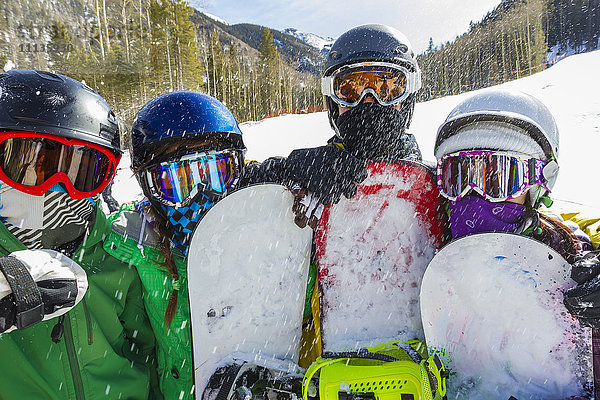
[143,150,243,207]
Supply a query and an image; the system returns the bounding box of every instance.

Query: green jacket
[104,203,193,400]
[0,205,159,400]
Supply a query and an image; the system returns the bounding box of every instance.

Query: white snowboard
[187,184,313,395]
[420,233,592,399]
[317,161,443,352]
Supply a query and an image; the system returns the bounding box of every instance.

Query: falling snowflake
[45,92,68,107]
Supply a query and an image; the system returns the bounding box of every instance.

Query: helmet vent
[108,110,117,125]
[14,116,49,124]
[34,71,64,82]
[330,50,342,60]
[394,44,409,54]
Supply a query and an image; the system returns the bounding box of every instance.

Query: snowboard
[316,160,444,352]
[420,232,593,399]
[187,184,313,397]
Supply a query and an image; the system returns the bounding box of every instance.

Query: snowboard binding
[302,345,448,400]
[201,343,447,400]
[202,361,304,400]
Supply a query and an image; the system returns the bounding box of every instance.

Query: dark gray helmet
[323,24,420,76]
[322,24,421,134]
[0,70,121,154]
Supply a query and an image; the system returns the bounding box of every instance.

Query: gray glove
[0,249,88,333]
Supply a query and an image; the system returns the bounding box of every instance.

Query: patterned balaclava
[158,192,216,255]
[0,181,95,250]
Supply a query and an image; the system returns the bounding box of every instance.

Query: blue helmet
[130,91,244,169]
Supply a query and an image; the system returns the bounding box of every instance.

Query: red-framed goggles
[142,150,243,207]
[437,151,550,203]
[322,62,421,107]
[0,131,120,199]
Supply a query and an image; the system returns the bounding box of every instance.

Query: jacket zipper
[64,314,85,400]
[82,299,93,345]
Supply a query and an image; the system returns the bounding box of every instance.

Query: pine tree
[427,37,435,53]
[49,21,76,72]
[258,27,279,116]
[207,30,224,99]
[226,44,241,117]
[171,0,204,91]
[149,0,171,92]
[148,0,204,93]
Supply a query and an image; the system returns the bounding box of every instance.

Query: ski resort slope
[112,50,600,211]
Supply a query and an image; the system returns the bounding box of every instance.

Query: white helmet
[435,89,560,203]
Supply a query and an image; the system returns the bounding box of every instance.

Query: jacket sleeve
[239,157,288,187]
[120,268,163,399]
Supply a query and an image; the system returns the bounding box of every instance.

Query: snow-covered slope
[111,50,600,212]
[283,28,335,53]
[202,12,229,25]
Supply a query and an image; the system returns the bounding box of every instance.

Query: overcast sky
[190,0,503,53]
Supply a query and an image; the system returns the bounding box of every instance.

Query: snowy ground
[111,50,600,213]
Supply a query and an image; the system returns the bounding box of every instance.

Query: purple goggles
[437,151,550,202]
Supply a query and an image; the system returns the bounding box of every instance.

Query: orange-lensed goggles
[0,131,120,199]
[322,62,421,107]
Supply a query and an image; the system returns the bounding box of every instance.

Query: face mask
[159,192,216,255]
[0,181,95,249]
[449,195,526,240]
[336,102,409,160]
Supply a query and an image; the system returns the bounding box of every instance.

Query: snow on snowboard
[316,160,444,352]
[187,184,313,398]
[420,232,593,399]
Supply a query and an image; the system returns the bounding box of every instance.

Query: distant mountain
[191,12,326,74]
[282,28,335,54]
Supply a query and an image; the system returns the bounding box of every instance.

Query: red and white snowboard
[420,232,592,399]
[316,160,444,352]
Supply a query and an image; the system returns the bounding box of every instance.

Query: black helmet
[130,91,245,170]
[0,70,121,154]
[322,24,422,134]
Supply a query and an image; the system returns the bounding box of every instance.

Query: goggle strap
[528,158,536,185]
[321,77,331,97]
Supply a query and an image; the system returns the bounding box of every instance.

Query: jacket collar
[80,205,110,250]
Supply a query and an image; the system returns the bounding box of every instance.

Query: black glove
[282,146,368,205]
[563,250,600,329]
